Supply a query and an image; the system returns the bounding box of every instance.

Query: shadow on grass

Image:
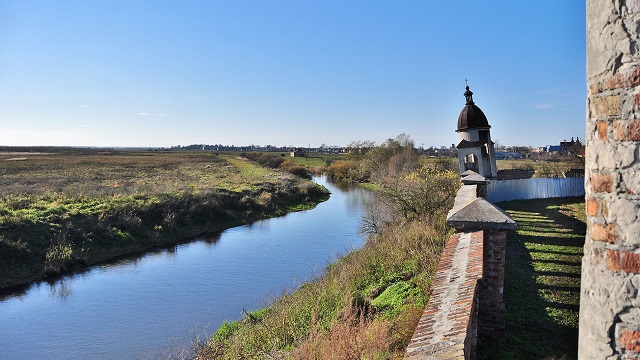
[477,197,585,360]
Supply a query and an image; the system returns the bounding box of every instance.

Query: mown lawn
[477,197,585,360]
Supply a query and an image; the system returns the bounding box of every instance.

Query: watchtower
[456,86,498,178]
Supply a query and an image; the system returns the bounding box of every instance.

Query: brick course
[630,119,640,141]
[587,197,600,217]
[478,230,507,337]
[591,95,621,117]
[591,223,619,243]
[591,172,613,193]
[619,329,640,352]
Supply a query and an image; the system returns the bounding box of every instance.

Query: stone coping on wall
[446,185,517,231]
[460,171,489,185]
[404,231,484,359]
[447,184,478,219]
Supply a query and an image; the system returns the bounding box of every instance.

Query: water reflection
[48,279,72,299]
[0,284,29,301]
[199,232,222,244]
[327,178,353,192]
[245,219,271,232]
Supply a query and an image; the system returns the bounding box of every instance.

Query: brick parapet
[477,230,507,338]
[405,175,515,359]
[404,231,484,360]
[580,1,640,358]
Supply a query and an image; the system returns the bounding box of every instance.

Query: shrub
[44,231,82,276]
[279,160,311,179]
[256,153,285,169]
[325,160,360,181]
[379,163,459,221]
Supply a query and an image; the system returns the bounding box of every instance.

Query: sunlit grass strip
[477,197,585,360]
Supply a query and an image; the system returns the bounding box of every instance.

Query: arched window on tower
[464,153,478,172]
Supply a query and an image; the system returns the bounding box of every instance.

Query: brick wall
[579,1,640,358]
[477,230,507,338]
[404,231,484,359]
[405,183,515,359]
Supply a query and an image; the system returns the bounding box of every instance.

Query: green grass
[477,197,585,360]
[287,154,344,167]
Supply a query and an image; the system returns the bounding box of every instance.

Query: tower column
[579,1,640,358]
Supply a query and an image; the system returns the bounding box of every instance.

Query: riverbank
[0,152,329,290]
[200,214,450,359]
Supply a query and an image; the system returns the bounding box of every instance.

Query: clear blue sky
[0,1,586,148]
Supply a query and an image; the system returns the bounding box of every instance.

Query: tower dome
[457,86,490,131]
[454,84,497,178]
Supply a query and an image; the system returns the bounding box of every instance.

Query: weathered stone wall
[580,1,640,358]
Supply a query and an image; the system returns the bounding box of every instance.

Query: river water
[0,176,372,359]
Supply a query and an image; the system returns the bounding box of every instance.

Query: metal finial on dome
[457,84,489,131]
[464,85,474,105]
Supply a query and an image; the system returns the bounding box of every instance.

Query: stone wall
[579,1,640,358]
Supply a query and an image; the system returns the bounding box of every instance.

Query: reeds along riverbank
[198,214,451,359]
[0,152,329,290]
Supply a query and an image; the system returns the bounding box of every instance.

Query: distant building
[560,137,581,150]
[290,148,305,157]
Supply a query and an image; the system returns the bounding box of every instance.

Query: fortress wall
[579,1,640,358]
[404,231,483,360]
[405,184,515,359]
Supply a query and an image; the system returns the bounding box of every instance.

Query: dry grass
[0,152,285,198]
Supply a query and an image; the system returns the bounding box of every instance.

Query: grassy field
[477,197,585,359]
[496,158,583,178]
[270,153,345,174]
[0,151,328,290]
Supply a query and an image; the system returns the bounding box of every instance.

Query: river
[0,176,373,359]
